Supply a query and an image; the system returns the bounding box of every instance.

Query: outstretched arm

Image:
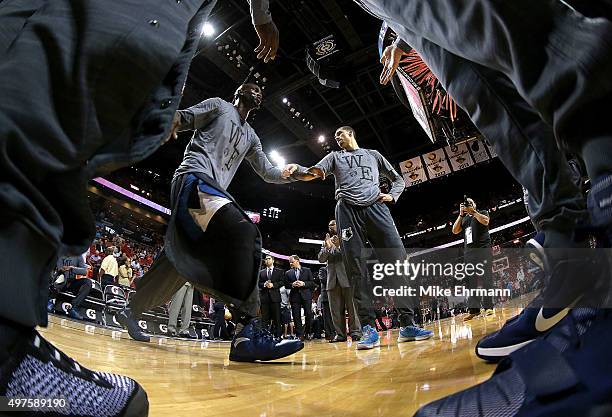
[245,135,307,184]
[292,153,334,182]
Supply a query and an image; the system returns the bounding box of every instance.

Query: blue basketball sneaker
[398,326,433,342]
[356,325,380,350]
[415,309,612,417]
[475,246,609,362]
[116,309,150,343]
[229,319,304,362]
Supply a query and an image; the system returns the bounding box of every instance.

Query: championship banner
[444,143,474,172]
[423,149,452,179]
[467,139,490,163]
[399,156,428,187]
[484,139,498,158]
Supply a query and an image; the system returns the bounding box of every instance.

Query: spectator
[117,257,133,287]
[317,267,336,341]
[48,255,91,321]
[99,247,119,288]
[279,286,294,338]
[167,282,194,338]
[452,197,494,320]
[212,302,230,340]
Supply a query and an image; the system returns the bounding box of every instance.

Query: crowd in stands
[86,224,163,288]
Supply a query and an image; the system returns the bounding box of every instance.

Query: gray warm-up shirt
[313,148,405,206]
[174,98,304,189]
[249,0,272,25]
[56,256,88,282]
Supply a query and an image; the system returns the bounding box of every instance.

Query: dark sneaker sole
[356,340,380,350]
[122,384,149,417]
[397,334,433,342]
[229,343,305,362]
[117,314,151,343]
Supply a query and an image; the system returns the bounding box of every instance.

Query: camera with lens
[463,195,473,208]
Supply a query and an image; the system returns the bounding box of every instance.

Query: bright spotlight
[318,135,326,143]
[269,151,286,168]
[202,22,216,37]
[282,97,288,103]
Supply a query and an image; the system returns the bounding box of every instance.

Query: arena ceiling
[131,0,519,227]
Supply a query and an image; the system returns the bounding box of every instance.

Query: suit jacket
[318,244,351,290]
[284,267,314,302]
[318,267,329,303]
[258,267,283,304]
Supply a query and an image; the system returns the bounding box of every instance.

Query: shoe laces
[252,321,278,343]
[30,331,112,388]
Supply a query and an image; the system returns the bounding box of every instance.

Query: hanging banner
[423,149,452,179]
[399,156,428,187]
[484,139,498,158]
[467,139,490,163]
[398,75,436,143]
[444,143,474,172]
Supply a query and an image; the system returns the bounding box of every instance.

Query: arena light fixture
[269,150,286,168]
[202,22,216,38]
[318,135,326,143]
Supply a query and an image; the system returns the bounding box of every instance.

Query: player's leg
[335,201,380,350]
[364,202,433,342]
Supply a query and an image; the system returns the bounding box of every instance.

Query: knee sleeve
[205,204,261,303]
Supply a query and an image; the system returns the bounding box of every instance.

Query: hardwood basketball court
[40,297,533,416]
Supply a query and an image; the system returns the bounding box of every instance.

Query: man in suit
[318,220,361,342]
[285,255,315,341]
[258,255,283,337]
[317,267,336,341]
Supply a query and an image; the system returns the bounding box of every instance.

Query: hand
[307,167,325,180]
[378,193,393,203]
[324,233,333,249]
[297,280,305,287]
[465,206,476,215]
[281,163,298,178]
[380,45,406,85]
[331,235,340,247]
[163,112,181,145]
[254,21,279,63]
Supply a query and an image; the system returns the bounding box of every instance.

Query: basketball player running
[116,82,307,362]
[294,126,433,350]
[0,1,281,414]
